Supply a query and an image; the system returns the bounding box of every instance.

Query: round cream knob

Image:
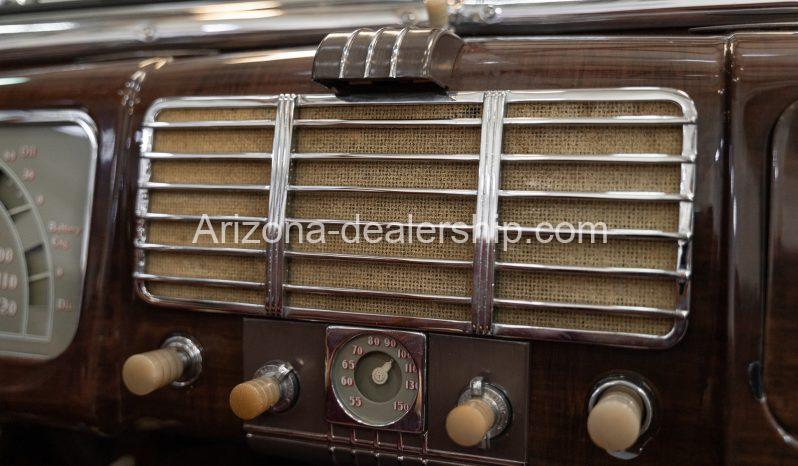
[122,348,185,396]
[424,0,449,29]
[229,376,281,421]
[587,388,644,452]
[445,398,497,447]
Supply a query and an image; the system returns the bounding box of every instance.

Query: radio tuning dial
[122,335,202,396]
[229,361,299,420]
[445,376,511,448]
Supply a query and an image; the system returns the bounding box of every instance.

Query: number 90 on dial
[325,327,426,433]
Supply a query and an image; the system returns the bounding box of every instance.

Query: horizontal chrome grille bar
[497,225,689,240]
[140,182,270,192]
[498,190,690,201]
[501,154,695,163]
[285,250,472,267]
[143,152,271,160]
[493,298,687,319]
[293,118,482,127]
[136,242,267,256]
[144,120,276,128]
[288,185,477,196]
[283,284,471,304]
[291,152,481,161]
[284,218,474,231]
[503,116,691,125]
[494,261,688,279]
[138,213,269,223]
[134,272,265,289]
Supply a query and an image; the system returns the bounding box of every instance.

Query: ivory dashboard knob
[446,398,496,447]
[424,0,449,29]
[445,376,511,448]
[229,361,299,420]
[122,335,202,396]
[230,376,281,421]
[122,348,184,396]
[587,387,644,452]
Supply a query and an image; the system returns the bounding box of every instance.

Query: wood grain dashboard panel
[1,32,791,465]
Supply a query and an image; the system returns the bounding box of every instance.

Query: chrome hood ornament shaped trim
[312,27,464,93]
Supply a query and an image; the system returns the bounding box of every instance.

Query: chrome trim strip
[492,318,687,350]
[267,94,296,316]
[134,272,265,290]
[284,284,471,304]
[283,307,472,333]
[338,28,364,79]
[143,120,275,129]
[297,92,485,106]
[285,250,472,267]
[136,242,267,257]
[501,154,693,164]
[289,185,477,196]
[494,261,688,279]
[472,90,506,334]
[363,27,388,78]
[497,225,689,240]
[140,182,269,192]
[136,283,265,314]
[498,190,689,201]
[492,298,687,319]
[285,218,474,232]
[138,213,268,223]
[389,27,409,78]
[293,118,482,127]
[143,152,272,160]
[503,116,691,125]
[292,152,480,161]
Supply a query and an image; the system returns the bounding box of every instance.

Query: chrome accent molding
[0,1,427,66]
[472,91,506,334]
[267,94,296,316]
[452,0,798,34]
[313,27,464,92]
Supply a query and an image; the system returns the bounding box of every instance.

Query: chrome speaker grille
[134,89,696,348]
[135,97,278,313]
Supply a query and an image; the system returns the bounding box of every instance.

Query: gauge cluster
[0,111,96,359]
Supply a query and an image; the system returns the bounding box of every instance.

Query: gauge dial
[327,328,426,431]
[0,111,96,359]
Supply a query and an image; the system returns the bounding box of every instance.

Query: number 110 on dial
[326,327,426,432]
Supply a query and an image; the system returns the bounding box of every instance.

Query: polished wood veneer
[0,32,796,465]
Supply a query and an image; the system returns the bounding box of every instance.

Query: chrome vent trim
[135,88,697,348]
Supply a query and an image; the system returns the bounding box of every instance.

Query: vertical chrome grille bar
[267,94,296,316]
[472,91,507,334]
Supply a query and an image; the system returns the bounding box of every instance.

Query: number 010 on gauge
[325,327,426,432]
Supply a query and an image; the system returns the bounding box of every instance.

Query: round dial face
[0,116,95,359]
[331,333,421,428]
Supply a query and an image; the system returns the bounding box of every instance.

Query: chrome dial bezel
[325,326,426,433]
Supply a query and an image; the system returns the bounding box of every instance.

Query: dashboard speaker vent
[135,98,278,312]
[283,99,482,330]
[134,89,696,348]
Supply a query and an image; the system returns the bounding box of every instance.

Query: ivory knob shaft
[122,348,185,396]
[424,0,449,29]
[587,388,644,452]
[445,398,497,447]
[229,376,281,421]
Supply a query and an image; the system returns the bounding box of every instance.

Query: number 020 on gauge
[325,327,426,432]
